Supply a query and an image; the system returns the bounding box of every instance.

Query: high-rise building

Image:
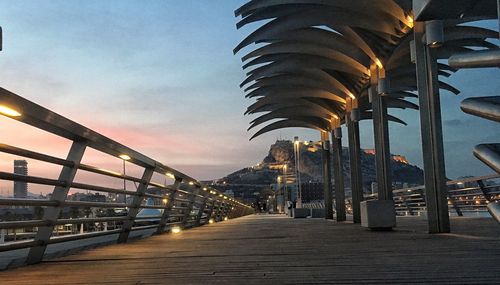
[13,160,28,198]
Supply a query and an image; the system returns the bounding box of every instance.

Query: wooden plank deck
[1,214,499,284]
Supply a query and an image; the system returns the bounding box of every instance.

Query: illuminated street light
[209,218,215,224]
[0,105,21,117]
[171,226,182,234]
[119,154,131,204]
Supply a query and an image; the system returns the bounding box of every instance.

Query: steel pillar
[156,178,182,234]
[414,21,450,233]
[27,141,87,264]
[346,113,363,223]
[321,132,333,219]
[331,129,346,222]
[370,85,393,201]
[118,167,154,243]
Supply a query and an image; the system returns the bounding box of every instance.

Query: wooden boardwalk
[1,214,499,284]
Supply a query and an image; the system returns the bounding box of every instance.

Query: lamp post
[119,154,131,204]
[294,137,302,208]
[283,164,288,214]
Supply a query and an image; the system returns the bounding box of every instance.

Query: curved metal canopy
[234,0,499,139]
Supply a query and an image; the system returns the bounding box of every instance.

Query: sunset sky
[0,0,499,195]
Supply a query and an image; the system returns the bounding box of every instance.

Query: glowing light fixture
[162,198,168,204]
[208,218,215,224]
[171,226,182,234]
[375,58,383,69]
[0,105,21,117]
[407,15,414,28]
[166,172,175,179]
[119,154,131,161]
[188,181,194,185]
[224,217,228,221]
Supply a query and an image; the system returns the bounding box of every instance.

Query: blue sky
[0,0,498,186]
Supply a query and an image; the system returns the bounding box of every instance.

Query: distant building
[13,160,28,198]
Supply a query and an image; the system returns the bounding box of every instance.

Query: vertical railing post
[414,21,450,233]
[206,198,216,222]
[195,191,209,226]
[182,185,200,227]
[477,180,492,201]
[346,100,364,223]
[27,141,87,264]
[447,192,463,217]
[331,127,346,222]
[321,131,334,219]
[156,177,182,234]
[117,167,154,243]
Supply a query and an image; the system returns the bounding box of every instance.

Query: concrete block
[311,208,325,218]
[293,208,310,218]
[360,200,396,229]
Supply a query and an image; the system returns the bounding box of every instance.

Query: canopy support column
[371,84,393,201]
[321,131,333,219]
[414,21,450,233]
[331,127,346,222]
[346,108,363,223]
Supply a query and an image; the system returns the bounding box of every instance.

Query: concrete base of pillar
[292,208,310,218]
[310,208,325,218]
[360,200,396,229]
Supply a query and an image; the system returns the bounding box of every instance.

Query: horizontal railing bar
[0,198,58,207]
[0,143,73,167]
[0,172,65,187]
[47,229,122,245]
[148,182,176,192]
[134,215,163,220]
[70,182,137,196]
[0,220,46,229]
[63,201,128,208]
[167,214,186,218]
[446,173,500,185]
[0,240,38,252]
[164,221,183,226]
[130,224,159,231]
[78,164,144,183]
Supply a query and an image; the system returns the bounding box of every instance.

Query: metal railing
[0,88,253,266]
[301,174,500,217]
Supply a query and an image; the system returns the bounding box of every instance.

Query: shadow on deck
[1,214,499,284]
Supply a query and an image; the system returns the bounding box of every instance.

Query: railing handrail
[0,88,253,267]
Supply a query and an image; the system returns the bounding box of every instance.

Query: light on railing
[209,218,215,224]
[224,217,228,221]
[0,105,22,117]
[162,198,168,204]
[166,172,175,179]
[119,154,131,160]
[203,187,207,191]
[188,181,194,185]
[171,226,182,234]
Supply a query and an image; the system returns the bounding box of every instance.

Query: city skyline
[0,1,499,195]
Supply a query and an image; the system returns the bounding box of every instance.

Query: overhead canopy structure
[234,0,497,139]
[234,0,499,232]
